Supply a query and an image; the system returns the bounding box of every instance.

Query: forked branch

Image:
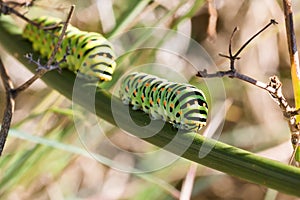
[0,4,75,155]
[0,0,63,29]
[197,18,300,165]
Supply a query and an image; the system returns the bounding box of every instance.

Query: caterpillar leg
[172,123,182,130]
[149,111,163,120]
[132,104,142,110]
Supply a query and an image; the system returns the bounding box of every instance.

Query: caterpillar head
[185,108,208,132]
[171,89,208,132]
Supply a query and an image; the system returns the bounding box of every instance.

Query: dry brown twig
[0,4,75,155]
[0,0,42,26]
[197,18,300,166]
[0,0,63,29]
[282,0,300,166]
[207,0,218,41]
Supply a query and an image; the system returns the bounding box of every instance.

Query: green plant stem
[1,16,300,196]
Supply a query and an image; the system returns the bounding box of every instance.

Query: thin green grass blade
[108,0,153,38]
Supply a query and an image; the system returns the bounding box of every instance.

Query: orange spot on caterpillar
[78,51,83,58]
[177,110,182,116]
[163,100,167,107]
[150,99,154,105]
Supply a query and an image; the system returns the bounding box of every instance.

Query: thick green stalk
[1,17,300,196]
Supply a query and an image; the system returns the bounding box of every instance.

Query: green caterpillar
[22,16,116,81]
[119,72,208,132]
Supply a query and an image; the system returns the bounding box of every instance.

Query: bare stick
[289,133,300,165]
[197,18,300,166]
[0,0,39,25]
[233,19,278,59]
[218,19,277,69]
[180,163,198,200]
[0,4,75,155]
[12,5,75,96]
[282,0,300,165]
[207,0,218,41]
[0,0,60,29]
[0,57,15,155]
[197,20,285,96]
[46,6,74,66]
[198,20,278,90]
[197,69,277,94]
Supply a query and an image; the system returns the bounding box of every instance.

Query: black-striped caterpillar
[119,72,208,132]
[22,16,116,81]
